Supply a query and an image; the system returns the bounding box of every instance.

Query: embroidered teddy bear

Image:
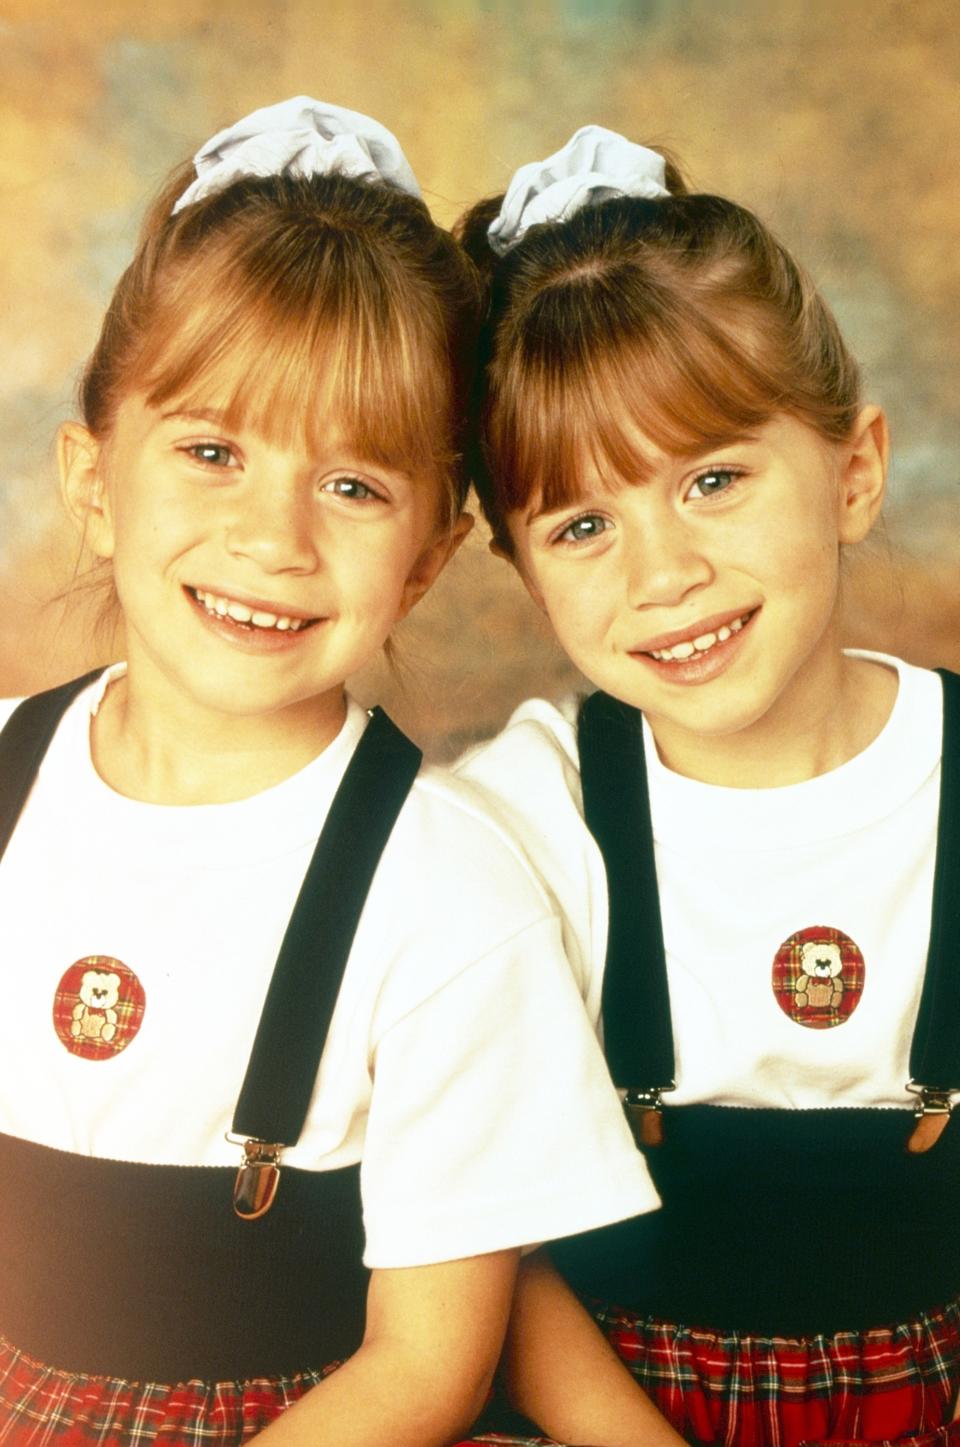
[795,940,844,1011]
[71,968,121,1043]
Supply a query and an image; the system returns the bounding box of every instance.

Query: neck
[90,668,347,805]
[648,649,899,788]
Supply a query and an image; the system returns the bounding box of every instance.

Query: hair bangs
[133,227,458,516]
[491,281,791,517]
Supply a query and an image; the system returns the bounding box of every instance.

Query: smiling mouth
[187,588,319,633]
[646,611,755,662]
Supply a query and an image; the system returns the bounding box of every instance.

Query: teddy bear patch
[52,956,146,1059]
[772,926,864,1030]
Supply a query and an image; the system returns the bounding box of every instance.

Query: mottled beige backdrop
[2,0,958,755]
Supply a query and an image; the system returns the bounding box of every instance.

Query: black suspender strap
[230,706,422,1216]
[580,674,960,1152]
[908,669,960,1113]
[577,690,674,1144]
[0,676,423,1215]
[0,669,106,865]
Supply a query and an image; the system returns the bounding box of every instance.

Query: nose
[225,476,319,574]
[622,505,713,609]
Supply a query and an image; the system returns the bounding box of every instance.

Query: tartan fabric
[592,1297,960,1447]
[0,1335,338,1446]
[770,926,865,1030]
[51,956,146,1060]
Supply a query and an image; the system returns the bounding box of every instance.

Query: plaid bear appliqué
[772,925,865,1030]
[51,955,146,1059]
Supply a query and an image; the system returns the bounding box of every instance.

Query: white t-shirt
[0,670,660,1268]
[456,654,944,1112]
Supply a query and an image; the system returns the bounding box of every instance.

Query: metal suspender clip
[905,1082,954,1155]
[623,1084,675,1149]
[228,1135,284,1219]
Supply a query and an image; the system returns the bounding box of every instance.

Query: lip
[184,586,327,653]
[628,607,758,686]
[632,606,757,657]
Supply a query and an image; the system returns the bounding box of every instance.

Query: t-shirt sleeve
[359,911,659,1268]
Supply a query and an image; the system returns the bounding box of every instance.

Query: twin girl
[0,99,956,1447]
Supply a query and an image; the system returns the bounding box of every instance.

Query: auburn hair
[82,163,481,526]
[457,153,861,548]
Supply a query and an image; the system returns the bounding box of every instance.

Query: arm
[503,1251,686,1447]
[254,1249,519,1447]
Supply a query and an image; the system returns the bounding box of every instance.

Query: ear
[58,422,115,559]
[398,512,475,619]
[837,405,888,545]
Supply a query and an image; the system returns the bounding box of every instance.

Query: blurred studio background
[1,0,958,757]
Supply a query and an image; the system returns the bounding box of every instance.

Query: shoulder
[451,696,609,1011]
[848,651,943,766]
[372,757,561,947]
[454,695,585,817]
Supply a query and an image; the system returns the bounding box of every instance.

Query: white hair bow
[488,124,669,256]
[172,96,421,214]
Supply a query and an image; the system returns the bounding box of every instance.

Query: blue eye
[687,468,741,499]
[556,513,611,544]
[186,443,236,467]
[322,477,379,501]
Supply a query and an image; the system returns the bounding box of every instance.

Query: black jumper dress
[0,671,422,1436]
[550,671,960,1444]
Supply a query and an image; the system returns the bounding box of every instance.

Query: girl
[0,102,664,1447]
[454,127,960,1447]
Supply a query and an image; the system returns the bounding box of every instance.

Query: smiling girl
[455,128,960,1447]
[0,104,661,1447]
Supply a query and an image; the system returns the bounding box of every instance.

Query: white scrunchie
[172,96,421,214]
[487,124,669,256]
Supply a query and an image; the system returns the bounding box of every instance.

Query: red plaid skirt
[449,1300,960,1447]
[0,1336,336,1446]
[4,1303,959,1447]
[586,1298,960,1447]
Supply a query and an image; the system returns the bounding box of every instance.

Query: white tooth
[227,601,253,623]
[730,617,744,633]
[251,610,279,628]
[289,618,305,631]
[215,597,229,616]
[276,616,291,630]
[717,626,731,642]
[669,640,695,660]
[693,632,717,652]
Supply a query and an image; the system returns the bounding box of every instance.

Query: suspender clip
[623,1085,675,1149]
[229,1136,284,1219]
[907,1082,954,1118]
[905,1083,954,1155]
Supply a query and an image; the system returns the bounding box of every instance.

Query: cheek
[541,571,610,650]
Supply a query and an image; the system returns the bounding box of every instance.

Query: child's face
[507,412,885,772]
[63,391,462,733]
